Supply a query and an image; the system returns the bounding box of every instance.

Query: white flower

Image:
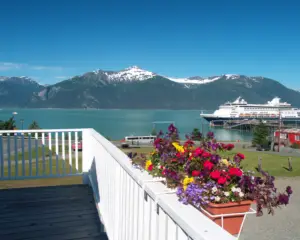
[239,192,244,198]
[236,187,241,193]
[212,187,218,193]
[231,186,236,192]
[215,196,221,202]
[224,192,230,197]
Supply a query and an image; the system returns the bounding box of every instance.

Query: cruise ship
[200,97,300,124]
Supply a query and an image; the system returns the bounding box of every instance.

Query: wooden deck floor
[0,184,108,240]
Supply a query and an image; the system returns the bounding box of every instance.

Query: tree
[151,128,157,136]
[28,120,40,130]
[252,122,269,146]
[191,128,203,141]
[0,117,16,130]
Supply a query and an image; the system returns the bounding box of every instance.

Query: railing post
[82,129,93,185]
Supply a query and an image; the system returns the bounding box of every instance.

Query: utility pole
[277,109,281,152]
[20,119,24,130]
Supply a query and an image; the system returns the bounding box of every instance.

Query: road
[241,177,300,240]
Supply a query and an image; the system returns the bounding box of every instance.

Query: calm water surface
[0,109,253,141]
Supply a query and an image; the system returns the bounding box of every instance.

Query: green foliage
[151,128,157,136]
[291,143,300,149]
[191,128,202,141]
[252,121,269,146]
[28,120,40,130]
[0,117,16,130]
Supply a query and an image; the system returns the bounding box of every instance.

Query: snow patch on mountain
[0,76,8,81]
[224,74,240,80]
[92,66,156,82]
[168,76,221,85]
[0,76,38,84]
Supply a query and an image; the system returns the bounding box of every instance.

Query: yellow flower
[221,159,229,166]
[151,150,157,155]
[145,160,152,170]
[172,142,185,153]
[182,176,194,190]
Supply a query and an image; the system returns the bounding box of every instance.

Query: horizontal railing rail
[85,128,235,240]
[0,129,84,180]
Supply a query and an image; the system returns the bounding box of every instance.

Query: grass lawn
[120,146,300,177]
[14,145,74,160]
[1,153,82,179]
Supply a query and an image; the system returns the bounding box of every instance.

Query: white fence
[83,129,235,240]
[0,129,83,180]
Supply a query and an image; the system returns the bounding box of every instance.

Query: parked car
[72,142,82,151]
[256,143,271,151]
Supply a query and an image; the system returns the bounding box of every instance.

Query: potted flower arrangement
[129,124,293,235]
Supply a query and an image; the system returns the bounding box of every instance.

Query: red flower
[226,143,235,150]
[176,152,181,158]
[210,170,221,179]
[222,143,235,150]
[160,166,164,169]
[184,139,194,147]
[192,170,201,177]
[171,159,177,163]
[203,160,214,171]
[148,164,153,171]
[193,147,203,157]
[217,176,227,185]
[236,153,245,160]
[229,167,243,177]
[202,152,211,158]
[162,169,166,175]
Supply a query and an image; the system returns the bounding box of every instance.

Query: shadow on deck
[0,184,108,240]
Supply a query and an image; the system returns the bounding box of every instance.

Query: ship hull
[201,116,300,126]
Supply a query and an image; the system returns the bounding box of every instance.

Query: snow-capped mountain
[87,66,260,86]
[0,76,39,84]
[168,76,222,84]
[1,65,300,109]
[92,66,156,82]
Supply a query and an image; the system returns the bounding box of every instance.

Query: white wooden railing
[83,128,235,240]
[0,129,83,180]
[0,128,235,240]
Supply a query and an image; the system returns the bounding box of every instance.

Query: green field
[121,146,300,177]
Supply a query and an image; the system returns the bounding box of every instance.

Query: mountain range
[0,66,299,109]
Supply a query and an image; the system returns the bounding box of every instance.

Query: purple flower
[210,154,220,164]
[278,194,289,205]
[168,124,177,133]
[286,186,293,195]
[207,131,214,139]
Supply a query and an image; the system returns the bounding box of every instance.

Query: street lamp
[20,119,24,130]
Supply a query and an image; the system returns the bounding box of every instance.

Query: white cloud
[0,62,23,70]
[0,62,63,71]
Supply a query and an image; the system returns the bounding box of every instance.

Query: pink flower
[229,167,243,177]
[236,153,245,160]
[203,160,214,171]
[192,170,201,177]
[202,152,211,158]
[193,147,203,157]
[210,170,221,180]
[217,176,227,185]
[148,164,153,171]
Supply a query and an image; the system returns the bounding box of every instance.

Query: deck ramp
[0,184,107,240]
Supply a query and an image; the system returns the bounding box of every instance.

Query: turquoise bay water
[0,109,252,141]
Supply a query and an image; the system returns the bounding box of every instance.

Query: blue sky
[0,0,299,88]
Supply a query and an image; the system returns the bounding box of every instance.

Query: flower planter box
[200,201,253,235]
